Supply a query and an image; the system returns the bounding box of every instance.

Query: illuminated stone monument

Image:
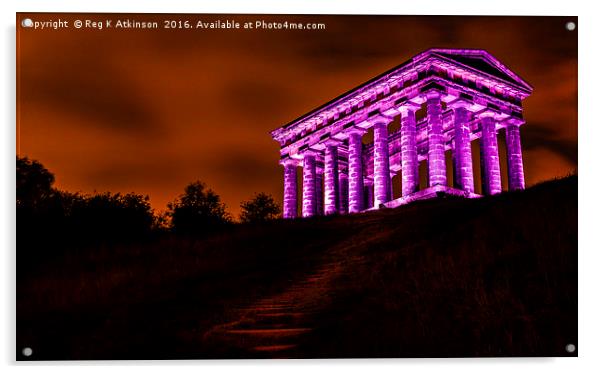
[270,49,532,218]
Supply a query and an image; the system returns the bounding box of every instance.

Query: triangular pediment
[427,49,532,92]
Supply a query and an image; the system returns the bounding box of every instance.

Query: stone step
[202,256,355,357]
[298,277,328,282]
[216,328,310,348]
[236,315,308,329]
[225,327,312,337]
[254,301,296,308]
[250,305,294,312]
[294,280,329,287]
[288,285,326,292]
[235,320,288,328]
[255,312,307,318]
[234,320,305,330]
[252,344,297,352]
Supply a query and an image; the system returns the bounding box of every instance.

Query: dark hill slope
[17,175,577,359]
[302,175,577,358]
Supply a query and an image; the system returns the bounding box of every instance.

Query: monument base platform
[363,185,481,211]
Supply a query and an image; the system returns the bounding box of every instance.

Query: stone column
[479,112,502,195]
[347,130,365,213]
[450,101,474,193]
[281,159,298,219]
[399,105,419,197]
[338,171,349,214]
[505,122,526,191]
[426,92,447,187]
[373,121,391,207]
[324,142,340,215]
[302,152,317,217]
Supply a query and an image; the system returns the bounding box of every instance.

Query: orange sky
[16,14,577,217]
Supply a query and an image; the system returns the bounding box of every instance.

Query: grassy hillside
[17,175,577,359]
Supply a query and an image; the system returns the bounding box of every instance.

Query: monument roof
[272,48,532,137]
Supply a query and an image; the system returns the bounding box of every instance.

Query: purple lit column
[426,92,447,187]
[338,171,349,214]
[347,130,365,213]
[400,106,419,197]
[324,143,340,215]
[373,121,391,207]
[302,153,317,217]
[505,123,526,191]
[282,160,298,219]
[451,102,474,193]
[479,113,502,195]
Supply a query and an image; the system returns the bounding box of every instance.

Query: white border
[3,1,601,373]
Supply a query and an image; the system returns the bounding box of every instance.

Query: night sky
[17,14,577,217]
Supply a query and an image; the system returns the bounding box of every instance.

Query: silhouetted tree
[17,156,55,209]
[17,155,156,255]
[239,192,281,223]
[167,181,231,234]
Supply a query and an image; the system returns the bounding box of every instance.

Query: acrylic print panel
[16,13,577,360]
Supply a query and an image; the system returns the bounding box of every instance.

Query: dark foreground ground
[17,176,577,360]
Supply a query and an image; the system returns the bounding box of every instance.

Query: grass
[17,175,577,359]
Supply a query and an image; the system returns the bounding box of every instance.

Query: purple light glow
[426,92,447,188]
[451,103,475,193]
[272,49,532,218]
[282,160,298,219]
[302,153,317,217]
[324,144,340,215]
[506,123,526,191]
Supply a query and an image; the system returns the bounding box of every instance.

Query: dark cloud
[521,123,578,165]
[84,157,182,189]
[220,78,294,121]
[19,37,163,135]
[286,16,446,72]
[208,149,280,185]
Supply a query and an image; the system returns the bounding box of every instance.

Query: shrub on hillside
[239,192,280,224]
[167,181,231,234]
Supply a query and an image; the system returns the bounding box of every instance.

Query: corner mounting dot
[566,22,576,31]
[21,18,33,28]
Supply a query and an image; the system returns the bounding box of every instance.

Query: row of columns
[282,94,525,219]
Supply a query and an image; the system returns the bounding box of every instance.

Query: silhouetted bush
[17,156,156,266]
[167,181,231,235]
[69,192,154,240]
[239,192,280,223]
